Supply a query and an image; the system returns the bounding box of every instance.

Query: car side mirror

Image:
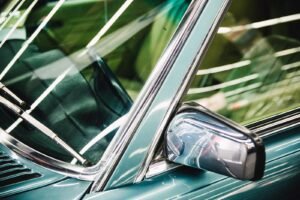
[165,103,265,180]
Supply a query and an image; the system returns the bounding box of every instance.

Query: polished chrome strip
[250,109,300,138]
[254,114,300,134]
[247,108,300,128]
[145,160,178,179]
[0,129,99,181]
[90,0,210,192]
[260,120,300,139]
[135,0,232,183]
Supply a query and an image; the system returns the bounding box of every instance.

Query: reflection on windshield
[0,0,190,165]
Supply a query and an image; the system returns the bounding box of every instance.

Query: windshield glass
[0,0,190,166]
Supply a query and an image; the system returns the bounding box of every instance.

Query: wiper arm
[0,82,28,109]
[0,95,88,165]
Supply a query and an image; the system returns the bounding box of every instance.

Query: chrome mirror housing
[165,103,265,180]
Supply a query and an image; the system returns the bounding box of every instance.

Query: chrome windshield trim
[134,0,231,183]
[0,94,87,165]
[90,0,210,192]
[0,129,100,181]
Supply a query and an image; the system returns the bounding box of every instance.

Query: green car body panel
[0,0,299,199]
[5,179,91,200]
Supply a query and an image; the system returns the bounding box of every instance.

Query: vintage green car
[0,0,299,199]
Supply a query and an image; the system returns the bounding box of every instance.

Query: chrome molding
[248,108,300,138]
[146,160,178,179]
[90,0,211,192]
[0,129,100,181]
[257,114,300,138]
[135,0,232,183]
[0,95,87,165]
[145,160,178,179]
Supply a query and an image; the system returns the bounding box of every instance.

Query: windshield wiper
[0,82,28,109]
[0,94,88,165]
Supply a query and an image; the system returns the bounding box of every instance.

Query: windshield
[0,0,190,166]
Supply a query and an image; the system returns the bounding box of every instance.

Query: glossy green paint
[6,178,91,200]
[85,127,300,199]
[105,0,229,189]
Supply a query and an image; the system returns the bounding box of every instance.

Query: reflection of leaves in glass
[225,36,300,123]
[186,0,300,125]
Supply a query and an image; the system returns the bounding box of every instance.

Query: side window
[184,0,300,125]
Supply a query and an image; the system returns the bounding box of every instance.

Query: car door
[84,0,300,199]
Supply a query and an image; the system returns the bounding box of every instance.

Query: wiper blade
[0,95,88,165]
